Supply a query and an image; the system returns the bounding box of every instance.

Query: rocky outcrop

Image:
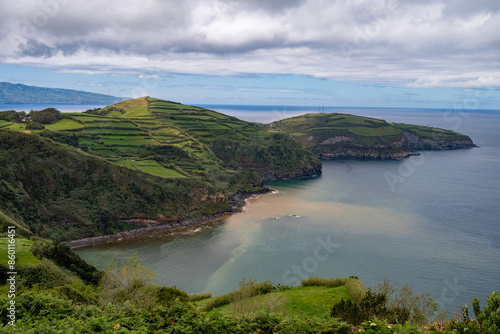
[258,164,322,181]
[229,188,274,212]
[320,136,354,145]
[315,131,475,160]
[394,131,476,151]
[67,213,228,249]
[320,150,419,160]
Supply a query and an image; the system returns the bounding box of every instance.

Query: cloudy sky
[1,0,499,108]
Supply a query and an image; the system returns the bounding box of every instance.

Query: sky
[1,0,499,109]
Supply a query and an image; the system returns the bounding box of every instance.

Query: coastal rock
[320,136,354,145]
[394,131,476,151]
[320,150,418,160]
[259,164,322,181]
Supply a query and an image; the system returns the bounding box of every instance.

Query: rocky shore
[259,165,322,181]
[68,188,273,249]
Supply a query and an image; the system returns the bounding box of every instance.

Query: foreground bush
[301,276,348,288]
[188,292,212,302]
[331,278,438,327]
[204,278,274,311]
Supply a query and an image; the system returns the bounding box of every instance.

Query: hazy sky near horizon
[1,0,499,108]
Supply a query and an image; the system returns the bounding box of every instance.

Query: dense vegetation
[0,130,243,241]
[0,209,498,332]
[0,82,124,104]
[0,239,498,333]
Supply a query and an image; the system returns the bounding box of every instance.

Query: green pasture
[101,136,154,146]
[348,125,400,136]
[70,115,106,122]
[112,159,186,178]
[6,123,26,131]
[86,121,137,128]
[0,238,40,266]
[80,128,146,135]
[45,118,86,131]
[202,285,349,320]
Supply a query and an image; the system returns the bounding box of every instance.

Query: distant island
[0,82,127,105]
[0,97,475,243]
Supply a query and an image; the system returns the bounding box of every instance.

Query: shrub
[204,279,274,311]
[156,286,189,306]
[345,277,368,303]
[25,121,45,130]
[54,281,99,305]
[372,277,437,325]
[472,291,500,333]
[189,292,212,302]
[99,257,156,310]
[18,258,77,289]
[301,276,348,287]
[331,290,388,325]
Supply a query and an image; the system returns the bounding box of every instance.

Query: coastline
[68,188,273,249]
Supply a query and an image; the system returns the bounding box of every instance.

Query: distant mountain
[0,82,127,104]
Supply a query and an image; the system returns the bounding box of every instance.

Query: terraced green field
[112,159,187,178]
[0,238,40,266]
[45,118,86,131]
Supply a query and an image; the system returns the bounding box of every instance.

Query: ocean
[74,105,500,314]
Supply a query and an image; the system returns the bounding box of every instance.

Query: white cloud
[1,0,499,88]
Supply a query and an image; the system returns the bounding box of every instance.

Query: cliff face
[395,131,476,151]
[258,164,322,181]
[320,150,418,160]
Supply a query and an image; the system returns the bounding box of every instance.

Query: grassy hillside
[270,113,475,159]
[0,97,321,241]
[0,82,125,104]
[8,97,321,181]
[0,130,239,241]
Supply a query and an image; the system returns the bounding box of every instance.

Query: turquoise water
[76,107,500,314]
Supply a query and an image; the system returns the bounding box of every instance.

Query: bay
[75,106,500,313]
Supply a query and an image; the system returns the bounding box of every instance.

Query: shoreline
[68,188,273,249]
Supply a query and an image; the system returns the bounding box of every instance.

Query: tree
[26,121,45,130]
[30,108,62,124]
[473,292,500,333]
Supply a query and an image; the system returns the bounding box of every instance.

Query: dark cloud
[1,0,499,88]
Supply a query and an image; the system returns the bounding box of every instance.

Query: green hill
[0,82,125,104]
[270,113,475,159]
